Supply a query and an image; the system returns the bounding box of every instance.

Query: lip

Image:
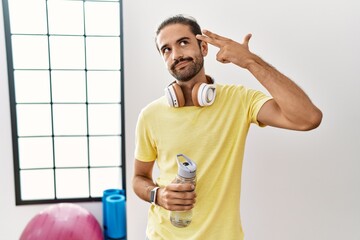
[175,60,190,69]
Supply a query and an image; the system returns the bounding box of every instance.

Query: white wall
[1,0,359,239]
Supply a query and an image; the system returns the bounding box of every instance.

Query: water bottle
[170,154,197,228]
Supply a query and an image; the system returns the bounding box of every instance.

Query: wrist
[150,186,160,205]
[243,54,260,70]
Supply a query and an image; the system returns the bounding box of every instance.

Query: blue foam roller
[102,189,122,237]
[106,194,126,239]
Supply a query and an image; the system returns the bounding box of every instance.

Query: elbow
[300,109,323,131]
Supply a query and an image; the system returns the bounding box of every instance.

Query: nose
[171,46,183,61]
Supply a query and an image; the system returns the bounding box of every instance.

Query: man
[132,15,322,240]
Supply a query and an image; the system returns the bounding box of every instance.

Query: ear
[200,41,208,56]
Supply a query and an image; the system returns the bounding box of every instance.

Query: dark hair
[155,14,202,50]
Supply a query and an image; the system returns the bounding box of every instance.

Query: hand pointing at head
[196,29,255,69]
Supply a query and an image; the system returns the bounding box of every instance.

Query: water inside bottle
[170,210,192,227]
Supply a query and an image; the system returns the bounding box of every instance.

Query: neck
[176,71,211,106]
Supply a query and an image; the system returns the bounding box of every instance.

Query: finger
[196,34,221,48]
[221,59,231,64]
[167,197,196,211]
[202,29,229,41]
[169,195,196,204]
[169,203,194,211]
[160,197,195,211]
[217,57,231,64]
[172,191,196,200]
[167,183,195,192]
[196,29,229,47]
[243,33,252,48]
[159,188,196,211]
[216,52,231,64]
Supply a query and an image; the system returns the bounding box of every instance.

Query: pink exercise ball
[20,203,103,240]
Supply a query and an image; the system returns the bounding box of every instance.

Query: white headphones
[164,76,216,107]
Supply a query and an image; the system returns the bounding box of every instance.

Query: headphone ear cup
[192,83,216,107]
[191,82,202,107]
[165,83,185,107]
[172,83,185,107]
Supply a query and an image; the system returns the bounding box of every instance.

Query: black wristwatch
[150,187,160,205]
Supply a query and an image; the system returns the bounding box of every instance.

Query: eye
[162,47,170,55]
[180,40,188,46]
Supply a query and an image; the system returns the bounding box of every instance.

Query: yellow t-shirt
[135,83,271,240]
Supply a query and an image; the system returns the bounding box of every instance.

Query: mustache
[171,57,193,70]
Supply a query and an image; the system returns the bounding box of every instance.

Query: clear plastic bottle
[170,154,197,228]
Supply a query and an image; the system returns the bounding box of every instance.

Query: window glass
[20,169,55,200]
[18,137,54,169]
[89,136,121,166]
[48,1,84,35]
[87,71,121,103]
[49,36,85,69]
[86,37,120,70]
[4,0,124,204]
[52,104,87,135]
[85,1,120,35]
[16,104,52,136]
[88,104,121,135]
[8,0,47,34]
[14,70,50,103]
[51,71,86,103]
[90,167,122,197]
[11,36,49,69]
[54,137,88,167]
[55,169,89,198]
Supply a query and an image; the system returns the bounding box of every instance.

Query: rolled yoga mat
[103,189,126,239]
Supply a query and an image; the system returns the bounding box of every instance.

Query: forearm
[246,55,322,129]
[132,175,157,203]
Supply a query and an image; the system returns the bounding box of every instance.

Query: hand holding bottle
[156,182,196,211]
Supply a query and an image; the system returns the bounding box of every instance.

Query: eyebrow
[160,37,191,52]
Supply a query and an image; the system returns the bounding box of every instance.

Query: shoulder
[138,96,168,118]
[216,83,245,92]
[215,83,251,100]
[217,83,268,98]
[215,83,271,112]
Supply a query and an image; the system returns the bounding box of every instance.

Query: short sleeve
[134,110,157,162]
[247,89,272,127]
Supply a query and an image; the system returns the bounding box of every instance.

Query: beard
[169,54,204,82]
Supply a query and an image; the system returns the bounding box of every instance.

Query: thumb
[243,33,252,48]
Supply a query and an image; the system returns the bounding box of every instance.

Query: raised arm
[196,30,322,131]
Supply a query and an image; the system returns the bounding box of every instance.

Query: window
[2,0,125,205]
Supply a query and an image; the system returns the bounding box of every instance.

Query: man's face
[156,24,207,81]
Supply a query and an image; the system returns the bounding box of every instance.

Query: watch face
[150,189,156,203]
[150,187,159,204]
